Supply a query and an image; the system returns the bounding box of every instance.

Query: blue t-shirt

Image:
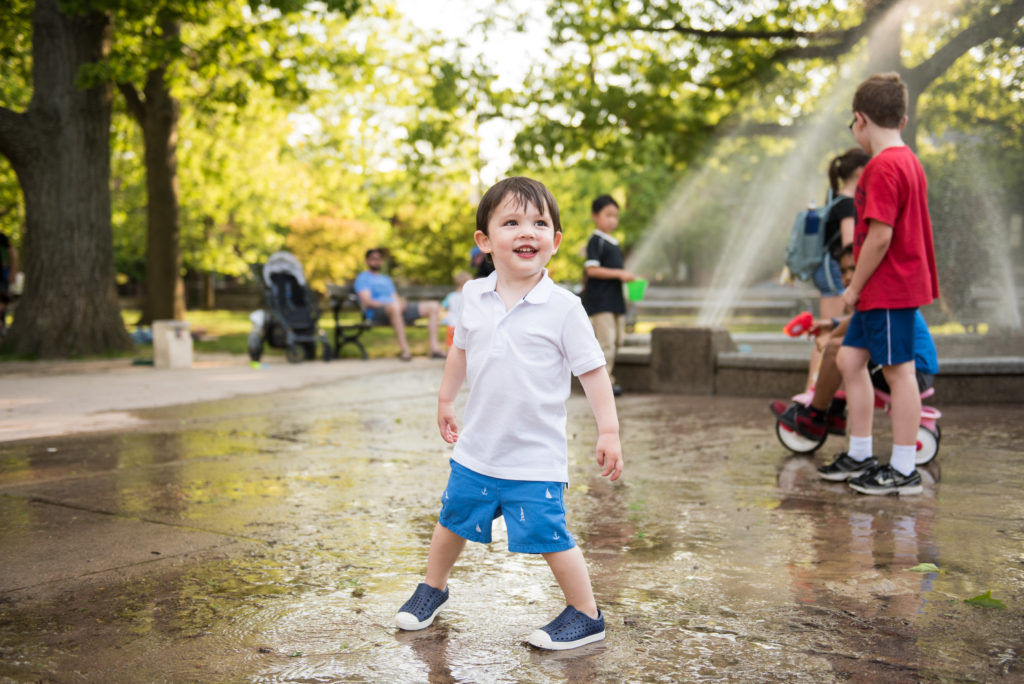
[914,310,939,375]
[353,270,397,307]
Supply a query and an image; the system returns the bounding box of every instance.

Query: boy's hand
[841,286,860,310]
[809,317,833,336]
[595,433,623,481]
[438,401,459,444]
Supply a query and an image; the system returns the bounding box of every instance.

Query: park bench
[326,284,372,359]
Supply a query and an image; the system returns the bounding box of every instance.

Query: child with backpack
[786,148,870,390]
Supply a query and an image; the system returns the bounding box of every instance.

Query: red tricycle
[775,386,942,465]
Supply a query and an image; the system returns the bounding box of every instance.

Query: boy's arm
[842,219,892,309]
[577,367,624,481]
[437,346,467,444]
[584,264,635,282]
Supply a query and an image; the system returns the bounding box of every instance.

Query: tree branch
[117,82,147,123]
[907,0,1024,93]
[622,0,904,62]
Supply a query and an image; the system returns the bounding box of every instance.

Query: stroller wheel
[915,426,940,465]
[303,342,317,360]
[775,419,826,455]
[248,339,263,362]
[285,344,304,364]
[321,340,334,362]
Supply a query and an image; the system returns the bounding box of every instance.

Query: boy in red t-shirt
[817,73,940,495]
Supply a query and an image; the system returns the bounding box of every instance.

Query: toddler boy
[394,177,624,649]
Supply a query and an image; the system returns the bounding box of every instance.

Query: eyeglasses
[848,115,857,132]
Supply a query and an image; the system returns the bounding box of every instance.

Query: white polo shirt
[451,271,607,483]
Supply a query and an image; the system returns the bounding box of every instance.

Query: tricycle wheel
[915,426,940,465]
[775,420,826,455]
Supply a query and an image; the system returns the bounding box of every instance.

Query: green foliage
[286,213,383,290]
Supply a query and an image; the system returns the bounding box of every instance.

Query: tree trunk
[122,16,185,325]
[0,0,131,357]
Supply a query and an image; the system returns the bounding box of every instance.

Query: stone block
[152,320,193,369]
[650,327,736,394]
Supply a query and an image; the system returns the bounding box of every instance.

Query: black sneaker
[817,452,879,481]
[826,399,847,436]
[394,583,449,631]
[774,402,827,440]
[848,465,923,496]
[526,606,605,650]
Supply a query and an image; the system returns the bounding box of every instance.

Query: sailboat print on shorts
[520,507,525,521]
[552,531,560,540]
[545,489,552,499]
[476,523,482,533]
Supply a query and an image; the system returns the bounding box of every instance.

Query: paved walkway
[0,354,421,442]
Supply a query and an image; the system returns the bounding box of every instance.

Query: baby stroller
[248,251,332,363]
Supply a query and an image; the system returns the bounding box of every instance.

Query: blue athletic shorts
[842,308,917,367]
[438,460,576,554]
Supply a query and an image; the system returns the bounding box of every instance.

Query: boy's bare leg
[837,345,874,439]
[810,336,844,412]
[807,296,844,390]
[542,547,598,618]
[424,523,466,591]
[882,361,921,446]
[385,300,411,356]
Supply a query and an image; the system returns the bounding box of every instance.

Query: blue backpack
[785,192,845,285]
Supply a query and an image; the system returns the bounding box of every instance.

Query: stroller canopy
[263,251,307,288]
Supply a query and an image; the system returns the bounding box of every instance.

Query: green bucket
[626,278,648,302]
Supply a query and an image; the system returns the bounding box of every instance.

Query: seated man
[354,248,444,361]
[770,246,938,440]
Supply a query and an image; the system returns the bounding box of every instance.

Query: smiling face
[475,192,562,282]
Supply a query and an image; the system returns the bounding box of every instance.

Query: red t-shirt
[853,146,940,310]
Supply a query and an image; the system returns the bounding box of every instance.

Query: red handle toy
[784,311,815,337]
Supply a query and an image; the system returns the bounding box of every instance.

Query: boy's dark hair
[852,72,908,129]
[365,247,383,260]
[476,176,561,236]
[838,244,854,260]
[828,147,871,194]
[591,194,619,214]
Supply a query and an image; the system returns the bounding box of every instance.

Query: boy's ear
[552,231,563,253]
[474,230,491,253]
[898,115,908,131]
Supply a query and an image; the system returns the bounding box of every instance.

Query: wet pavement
[1,361,1022,682]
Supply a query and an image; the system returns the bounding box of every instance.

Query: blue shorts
[812,254,844,297]
[438,460,576,554]
[843,308,917,367]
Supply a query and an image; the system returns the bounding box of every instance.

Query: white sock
[848,436,873,461]
[890,445,917,476]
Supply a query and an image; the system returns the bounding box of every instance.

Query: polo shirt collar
[479,269,555,304]
[592,229,619,246]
